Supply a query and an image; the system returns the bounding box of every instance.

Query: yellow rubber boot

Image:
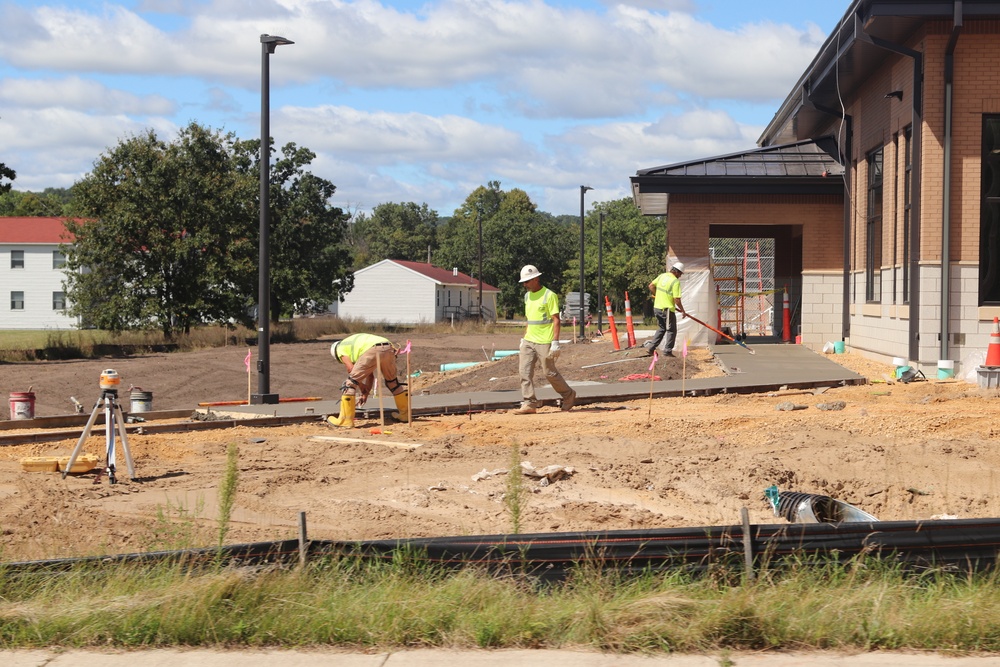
[390,391,410,421]
[327,394,356,428]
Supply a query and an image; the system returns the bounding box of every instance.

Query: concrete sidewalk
[216,343,866,420]
[4,649,1000,666]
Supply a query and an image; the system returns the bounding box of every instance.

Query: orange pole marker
[987,316,1000,367]
[624,291,637,348]
[605,296,620,350]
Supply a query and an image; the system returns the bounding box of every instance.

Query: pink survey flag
[682,339,688,358]
[401,340,412,355]
[244,349,252,372]
[649,350,658,371]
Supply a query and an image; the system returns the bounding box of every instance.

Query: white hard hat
[330,340,342,361]
[671,262,685,274]
[519,264,542,283]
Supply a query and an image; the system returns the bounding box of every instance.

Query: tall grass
[217,443,240,547]
[505,441,526,534]
[2,556,1000,651]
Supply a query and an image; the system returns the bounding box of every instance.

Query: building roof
[631,138,845,215]
[761,0,1000,146]
[0,217,77,244]
[366,259,500,291]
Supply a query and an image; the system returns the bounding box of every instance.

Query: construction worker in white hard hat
[514,264,576,414]
[644,261,688,357]
[327,333,408,428]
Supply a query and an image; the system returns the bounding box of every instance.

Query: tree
[436,182,574,317]
[238,141,354,319]
[66,124,256,336]
[0,162,14,194]
[0,188,72,216]
[349,201,438,268]
[567,198,666,318]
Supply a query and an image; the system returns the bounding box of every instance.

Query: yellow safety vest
[524,287,558,344]
[333,333,390,364]
[652,272,681,310]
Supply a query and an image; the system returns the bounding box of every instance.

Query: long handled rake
[685,313,756,354]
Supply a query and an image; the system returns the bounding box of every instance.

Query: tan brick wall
[666,194,842,271]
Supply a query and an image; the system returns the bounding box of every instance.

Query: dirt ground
[2,332,1000,563]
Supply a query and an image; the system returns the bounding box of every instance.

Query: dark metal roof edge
[630,176,845,196]
[635,136,841,177]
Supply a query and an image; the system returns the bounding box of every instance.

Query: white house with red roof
[0,217,79,329]
[338,259,500,324]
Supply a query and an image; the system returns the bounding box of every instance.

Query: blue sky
[0,0,848,216]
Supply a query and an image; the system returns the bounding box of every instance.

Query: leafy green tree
[437,182,574,317]
[567,198,666,317]
[240,141,354,318]
[349,201,438,268]
[65,124,256,336]
[0,162,14,194]
[0,188,71,216]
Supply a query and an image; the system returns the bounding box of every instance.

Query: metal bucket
[8,391,36,420]
[130,389,153,413]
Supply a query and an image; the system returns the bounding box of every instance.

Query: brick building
[632,0,1000,375]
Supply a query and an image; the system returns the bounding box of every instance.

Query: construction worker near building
[514,264,577,415]
[644,262,688,357]
[327,333,408,428]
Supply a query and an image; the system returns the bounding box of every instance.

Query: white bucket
[892,357,907,367]
[937,360,955,380]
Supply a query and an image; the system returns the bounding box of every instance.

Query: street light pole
[252,33,294,405]
[477,212,483,323]
[579,185,592,340]
[597,209,604,335]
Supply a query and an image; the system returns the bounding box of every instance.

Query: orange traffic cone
[987,317,1000,367]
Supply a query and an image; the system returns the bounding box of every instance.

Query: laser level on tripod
[61,369,136,484]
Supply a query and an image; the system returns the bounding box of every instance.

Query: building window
[11,250,24,269]
[11,291,24,310]
[981,116,1000,305]
[53,291,66,311]
[436,289,440,307]
[53,251,66,269]
[866,147,883,303]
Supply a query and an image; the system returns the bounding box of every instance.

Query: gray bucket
[130,389,153,413]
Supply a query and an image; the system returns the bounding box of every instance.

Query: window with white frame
[11,291,24,310]
[53,251,66,269]
[53,291,66,311]
[11,250,24,269]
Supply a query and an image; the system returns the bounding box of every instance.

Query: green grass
[2,556,1000,651]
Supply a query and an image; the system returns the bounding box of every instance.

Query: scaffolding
[710,238,776,338]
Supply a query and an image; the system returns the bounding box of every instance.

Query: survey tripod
[61,387,136,484]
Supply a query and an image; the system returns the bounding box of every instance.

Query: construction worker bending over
[644,262,688,357]
[514,264,576,415]
[327,333,408,428]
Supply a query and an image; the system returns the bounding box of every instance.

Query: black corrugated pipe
[942,3,964,360]
[858,16,924,363]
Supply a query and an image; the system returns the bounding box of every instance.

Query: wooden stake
[406,348,413,426]
[375,353,385,426]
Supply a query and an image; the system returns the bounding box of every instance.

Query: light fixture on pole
[597,209,604,335]
[252,33,294,405]
[579,185,593,339]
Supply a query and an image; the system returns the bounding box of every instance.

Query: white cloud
[276,105,533,164]
[0,77,175,115]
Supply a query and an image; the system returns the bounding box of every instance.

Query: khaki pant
[519,338,572,405]
[344,345,403,400]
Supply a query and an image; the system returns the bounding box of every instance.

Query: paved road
[4,649,1000,666]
